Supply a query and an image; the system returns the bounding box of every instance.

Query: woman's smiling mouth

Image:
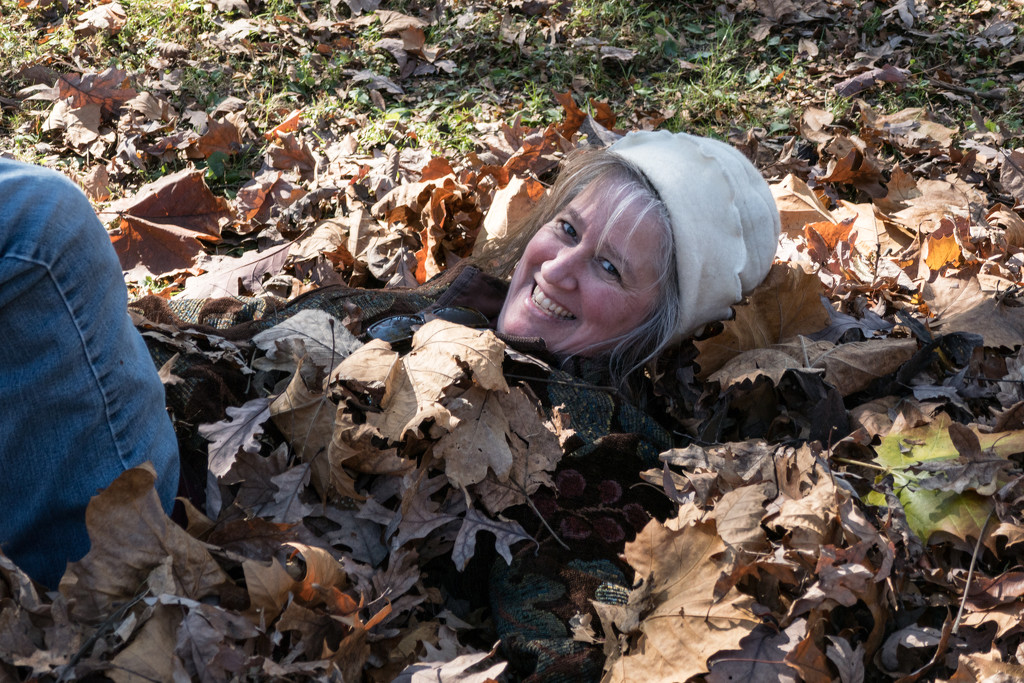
[531,284,576,320]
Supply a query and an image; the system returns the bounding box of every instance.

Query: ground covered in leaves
[4,0,1024,681]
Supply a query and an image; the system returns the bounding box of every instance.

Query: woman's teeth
[532,285,575,320]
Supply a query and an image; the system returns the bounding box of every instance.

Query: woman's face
[496,178,664,356]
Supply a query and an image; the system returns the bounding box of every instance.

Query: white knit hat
[609,130,780,340]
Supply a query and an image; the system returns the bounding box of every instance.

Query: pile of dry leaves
[4,3,1024,682]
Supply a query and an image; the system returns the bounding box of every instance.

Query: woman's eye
[560,220,578,240]
[600,258,620,279]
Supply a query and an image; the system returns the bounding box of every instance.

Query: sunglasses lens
[434,306,489,328]
[366,315,421,344]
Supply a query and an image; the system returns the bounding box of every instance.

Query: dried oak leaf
[391,475,462,549]
[661,441,778,489]
[606,516,760,682]
[107,168,230,277]
[825,636,865,683]
[709,337,917,396]
[199,397,272,477]
[435,386,514,488]
[695,264,831,379]
[923,271,1024,349]
[346,320,506,441]
[470,385,563,514]
[57,67,136,118]
[59,464,229,622]
[452,509,532,570]
[255,309,363,373]
[175,602,261,681]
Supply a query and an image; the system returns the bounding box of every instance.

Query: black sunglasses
[365,306,490,348]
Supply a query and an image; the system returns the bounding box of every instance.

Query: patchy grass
[2,0,1022,178]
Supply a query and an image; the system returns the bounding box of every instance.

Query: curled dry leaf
[59,465,228,622]
[771,174,834,236]
[769,477,841,552]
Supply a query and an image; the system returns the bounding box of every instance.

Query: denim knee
[0,159,179,588]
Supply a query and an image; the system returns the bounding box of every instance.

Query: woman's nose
[539,246,579,289]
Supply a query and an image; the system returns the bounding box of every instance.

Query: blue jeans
[0,158,179,588]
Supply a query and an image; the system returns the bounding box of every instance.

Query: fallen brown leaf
[695,264,831,378]
[59,465,228,622]
[607,515,760,681]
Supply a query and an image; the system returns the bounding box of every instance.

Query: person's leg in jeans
[0,158,179,588]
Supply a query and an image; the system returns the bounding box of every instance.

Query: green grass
[2,0,1022,180]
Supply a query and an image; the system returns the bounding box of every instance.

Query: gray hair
[479,148,681,389]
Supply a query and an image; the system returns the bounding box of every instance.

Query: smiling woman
[487,129,781,387]
[0,129,780,679]
[497,175,668,357]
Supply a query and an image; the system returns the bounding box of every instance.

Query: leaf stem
[952,509,993,635]
[831,457,888,472]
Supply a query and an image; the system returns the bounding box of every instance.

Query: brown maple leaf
[107,168,231,276]
[606,516,760,681]
[57,67,137,118]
